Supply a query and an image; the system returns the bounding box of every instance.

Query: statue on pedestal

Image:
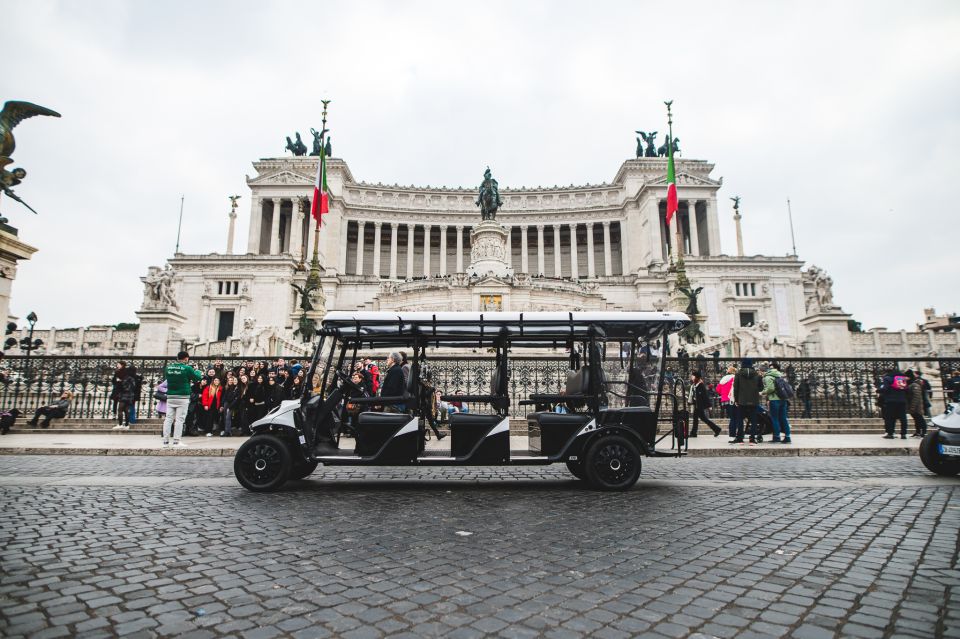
[142,265,179,311]
[476,167,503,220]
[635,131,658,158]
[285,132,308,156]
[803,265,836,313]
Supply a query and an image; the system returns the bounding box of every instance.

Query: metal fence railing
[1,354,956,422]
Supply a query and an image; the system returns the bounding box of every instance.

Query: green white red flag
[665,136,678,228]
[310,147,329,223]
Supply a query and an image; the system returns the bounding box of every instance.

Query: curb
[0,446,918,458]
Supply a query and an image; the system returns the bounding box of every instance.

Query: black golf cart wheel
[291,460,319,480]
[585,435,642,491]
[234,434,292,492]
[919,432,960,477]
[566,460,586,481]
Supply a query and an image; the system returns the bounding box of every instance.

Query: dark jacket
[906,380,925,414]
[380,364,406,398]
[691,381,712,411]
[879,373,907,404]
[266,382,285,410]
[222,385,241,410]
[733,367,762,406]
[118,376,137,403]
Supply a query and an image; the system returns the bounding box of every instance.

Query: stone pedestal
[0,225,38,323]
[468,220,512,278]
[800,307,853,357]
[134,309,186,356]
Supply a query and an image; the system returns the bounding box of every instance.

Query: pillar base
[800,307,853,357]
[0,226,38,324]
[467,220,512,278]
[134,309,186,356]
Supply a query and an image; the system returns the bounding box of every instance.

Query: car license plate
[940,444,960,456]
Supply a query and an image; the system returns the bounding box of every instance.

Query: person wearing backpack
[879,367,908,439]
[761,362,793,444]
[904,370,927,438]
[733,358,763,444]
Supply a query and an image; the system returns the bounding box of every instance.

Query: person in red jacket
[200,376,223,437]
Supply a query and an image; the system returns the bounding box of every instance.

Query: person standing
[162,351,202,447]
[796,378,813,418]
[733,358,763,445]
[380,352,406,413]
[266,375,286,412]
[905,370,927,438]
[154,379,168,421]
[200,376,223,436]
[248,373,269,425]
[879,367,909,440]
[688,371,722,437]
[761,362,792,444]
[113,372,137,430]
[716,365,741,442]
[916,370,932,418]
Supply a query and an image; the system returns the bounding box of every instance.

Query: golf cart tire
[584,434,642,491]
[566,459,586,481]
[919,431,960,477]
[234,434,292,492]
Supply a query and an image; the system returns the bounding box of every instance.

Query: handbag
[153,390,167,402]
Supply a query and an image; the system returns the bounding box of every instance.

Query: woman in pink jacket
[716,365,742,442]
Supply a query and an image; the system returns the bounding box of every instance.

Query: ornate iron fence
[1,354,956,422]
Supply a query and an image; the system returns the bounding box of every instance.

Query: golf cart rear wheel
[919,432,960,477]
[584,435,642,491]
[234,434,292,492]
[566,460,586,481]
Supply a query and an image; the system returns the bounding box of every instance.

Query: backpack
[889,376,908,391]
[774,376,795,400]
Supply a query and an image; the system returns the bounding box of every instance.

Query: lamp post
[6,312,43,408]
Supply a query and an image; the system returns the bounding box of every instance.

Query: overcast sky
[4,0,958,331]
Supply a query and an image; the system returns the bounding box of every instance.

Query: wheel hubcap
[239,442,283,485]
[593,443,635,485]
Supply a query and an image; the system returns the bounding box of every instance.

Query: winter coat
[201,385,222,410]
[118,376,138,403]
[222,385,241,411]
[733,367,762,406]
[380,364,406,398]
[716,374,735,404]
[762,370,784,402]
[879,373,907,404]
[689,381,712,411]
[266,383,286,410]
[906,380,925,414]
[155,380,168,414]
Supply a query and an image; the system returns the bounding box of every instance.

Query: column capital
[272,197,283,204]
[357,220,367,228]
[602,220,611,228]
[407,222,416,231]
[439,224,448,231]
[373,220,383,228]
[536,224,544,231]
[456,224,464,232]
[687,198,700,207]
[585,221,594,229]
[423,223,432,230]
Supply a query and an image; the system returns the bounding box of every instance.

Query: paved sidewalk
[0,432,920,457]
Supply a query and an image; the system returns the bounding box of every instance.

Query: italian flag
[310,146,329,224]
[665,135,678,228]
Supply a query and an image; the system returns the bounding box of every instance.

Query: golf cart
[234,311,690,492]
[919,402,960,476]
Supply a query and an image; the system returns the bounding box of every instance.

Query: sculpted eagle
[1,101,61,159]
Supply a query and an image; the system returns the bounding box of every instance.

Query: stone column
[706,197,721,256]
[246,196,262,254]
[687,200,700,256]
[536,225,545,275]
[455,225,464,272]
[227,207,237,255]
[389,222,399,279]
[406,224,415,279]
[569,223,579,279]
[372,221,382,277]
[290,198,304,260]
[504,225,512,270]
[422,224,432,276]
[269,198,283,255]
[355,220,366,275]
[586,222,596,278]
[439,225,448,275]
[520,225,529,274]
[602,221,613,276]
[553,224,562,276]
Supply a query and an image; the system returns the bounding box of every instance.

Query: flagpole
[787,197,797,257]
[306,100,330,290]
[665,101,683,267]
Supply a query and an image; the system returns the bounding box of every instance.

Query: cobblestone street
[1,456,957,638]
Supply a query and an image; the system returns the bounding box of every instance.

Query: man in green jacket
[762,362,792,443]
[163,351,203,446]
